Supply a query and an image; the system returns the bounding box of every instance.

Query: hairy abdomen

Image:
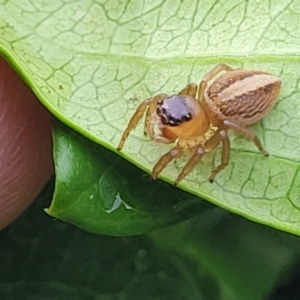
[205,69,281,126]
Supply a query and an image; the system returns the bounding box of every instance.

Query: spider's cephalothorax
[117,64,281,184]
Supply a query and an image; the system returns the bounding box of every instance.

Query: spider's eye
[181,113,192,122]
[157,106,165,115]
[157,105,169,124]
[161,115,169,125]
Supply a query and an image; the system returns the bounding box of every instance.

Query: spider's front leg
[174,129,230,184]
[151,136,203,180]
[117,94,167,150]
[151,145,184,179]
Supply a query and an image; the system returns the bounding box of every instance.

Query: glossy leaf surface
[48,124,208,235]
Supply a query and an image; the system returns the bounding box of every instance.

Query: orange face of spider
[156,95,210,141]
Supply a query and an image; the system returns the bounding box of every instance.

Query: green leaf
[1,0,300,234]
[47,123,209,235]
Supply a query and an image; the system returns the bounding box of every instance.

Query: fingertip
[0,57,53,230]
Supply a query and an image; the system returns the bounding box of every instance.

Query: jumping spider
[117,64,281,184]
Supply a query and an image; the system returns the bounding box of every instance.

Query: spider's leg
[117,94,167,150]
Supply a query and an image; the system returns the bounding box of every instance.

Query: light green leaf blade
[0,0,300,234]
